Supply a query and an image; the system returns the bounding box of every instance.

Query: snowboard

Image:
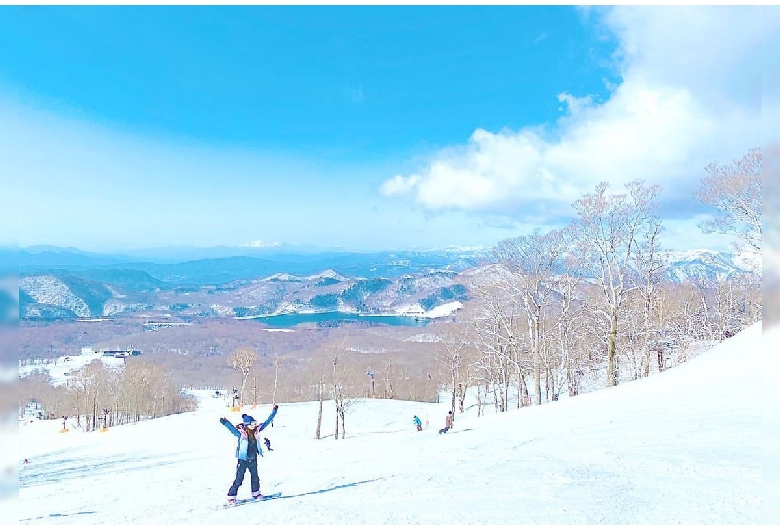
[215,492,282,510]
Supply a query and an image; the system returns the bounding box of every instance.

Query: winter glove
[273,404,278,411]
[219,417,228,425]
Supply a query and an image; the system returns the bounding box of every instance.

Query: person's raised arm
[220,417,240,437]
[257,404,278,431]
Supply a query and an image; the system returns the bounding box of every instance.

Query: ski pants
[227,458,260,498]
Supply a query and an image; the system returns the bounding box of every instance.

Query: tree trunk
[519,374,530,407]
[641,348,650,378]
[240,372,249,406]
[272,360,279,404]
[315,381,323,440]
[567,359,579,397]
[606,309,619,387]
[544,368,550,403]
[334,401,339,441]
[450,377,457,416]
[641,291,653,378]
[550,370,557,401]
[534,318,542,405]
[499,369,508,412]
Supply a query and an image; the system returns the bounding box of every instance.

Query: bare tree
[68,360,111,431]
[272,352,280,404]
[227,347,257,406]
[493,228,566,404]
[316,375,324,439]
[434,323,471,415]
[631,218,666,378]
[696,147,762,255]
[470,278,526,411]
[122,360,161,421]
[547,236,588,397]
[572,180,663,387]
[328,343,359,440]
[313,359,328,440]
[101,366,122,427]
[380,357,395,399]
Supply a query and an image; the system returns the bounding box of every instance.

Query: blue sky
[0,6,774,253]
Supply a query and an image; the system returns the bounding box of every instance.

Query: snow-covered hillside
[10,322,770,524]
[19,350,125,387]
[19,275,91,318]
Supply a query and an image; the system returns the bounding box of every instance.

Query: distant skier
[263,437,273,451]
[220,404,278,505]
[438,411,454,434]
[413,415,422,431]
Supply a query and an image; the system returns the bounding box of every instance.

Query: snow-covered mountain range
[17,247,758,322]
[664,249,760,282]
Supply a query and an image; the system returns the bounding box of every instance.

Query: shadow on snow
[278,476,393,500]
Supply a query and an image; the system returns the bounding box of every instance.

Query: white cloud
[556,92,595,115]
[379,174,420,196]
[603,6,768,107]
[381,6,775,225]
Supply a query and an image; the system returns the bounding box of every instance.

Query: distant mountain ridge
[664,249,760,283]
[18,246,483,322]
[17,246,756,323]
[19,247,487,285]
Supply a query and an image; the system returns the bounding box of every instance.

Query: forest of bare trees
[19,357,196,431]
[453,149,761,414]
[18,149,762,435]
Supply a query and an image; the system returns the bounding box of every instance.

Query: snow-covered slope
[12,323,768,524]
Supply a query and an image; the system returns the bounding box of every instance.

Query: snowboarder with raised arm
[219,404,278,505]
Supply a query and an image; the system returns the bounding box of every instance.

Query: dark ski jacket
[220,406,277,461]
